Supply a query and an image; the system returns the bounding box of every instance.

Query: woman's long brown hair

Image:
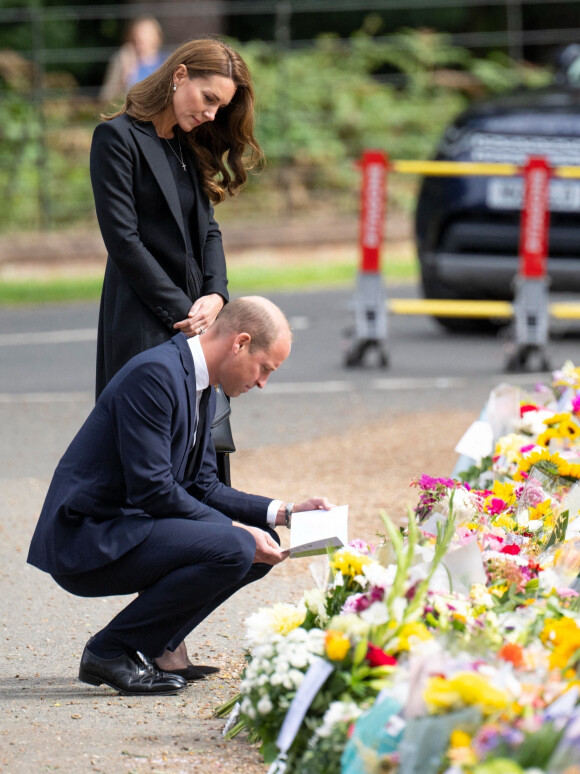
[105,37,264,203]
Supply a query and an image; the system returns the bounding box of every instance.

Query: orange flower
[498,642,525,669]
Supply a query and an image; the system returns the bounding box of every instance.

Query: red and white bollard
[344,150,389,368]
[506,156,551,371]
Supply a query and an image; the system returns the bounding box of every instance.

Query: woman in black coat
[89,37,263,679]
[91,37,263,397]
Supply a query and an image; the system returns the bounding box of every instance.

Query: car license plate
[487,177,580,212]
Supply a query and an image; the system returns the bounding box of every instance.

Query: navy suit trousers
[52,512,278,658]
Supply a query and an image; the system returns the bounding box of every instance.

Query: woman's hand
[173,293,225,337]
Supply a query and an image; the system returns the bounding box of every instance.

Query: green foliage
[0,28,553,232]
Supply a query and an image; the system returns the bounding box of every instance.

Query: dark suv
[415,53,580,330]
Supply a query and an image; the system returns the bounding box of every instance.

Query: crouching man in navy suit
[28,296,333,696]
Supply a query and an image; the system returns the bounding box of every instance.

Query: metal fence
[1,0,578,230]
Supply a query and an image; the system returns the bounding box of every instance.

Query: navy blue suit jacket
[27,334,271,576]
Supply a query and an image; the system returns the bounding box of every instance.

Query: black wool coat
[90,113,229,398]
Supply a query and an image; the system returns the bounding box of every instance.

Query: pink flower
[349,538,375,555]
[520,444,536,454]
[487,498,507,515]
[572,395,580,415]
[456,527,476,545]
[557,587,580,598]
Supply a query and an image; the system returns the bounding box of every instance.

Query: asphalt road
[1,284,580,480]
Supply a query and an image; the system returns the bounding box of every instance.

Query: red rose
[500,544,521,555]
[366,643,397,667]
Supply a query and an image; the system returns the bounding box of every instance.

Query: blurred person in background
[100,17,167,102]
[90,36,263,675]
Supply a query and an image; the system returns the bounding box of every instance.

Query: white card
[290,505,349,558]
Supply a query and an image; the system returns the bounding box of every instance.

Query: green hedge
[0,29,550,231]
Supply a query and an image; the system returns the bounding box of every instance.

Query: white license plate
[487,177,580,212]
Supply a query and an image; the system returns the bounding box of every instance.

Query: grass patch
[229,254,417,294]
[0,252,417,305]
[0,276,104,305]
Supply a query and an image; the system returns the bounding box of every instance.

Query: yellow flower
[491,480,517,506]
[492,513,516,530]
[330,548,372,578]
[541,617,580,669]
[543,412,571,427]
[494,434,531,464]
[557,459,580,479]
[560,417,580,439]
[324,629,351,661]
[447,729,477,766]
[529,499,553,520]
[514,449,578,481]
[424,672,509,716]
[396,621,432,651]
[268,603,306,635]
[449,729,472,748]
[536,428,558,447]
[553,362,580,389]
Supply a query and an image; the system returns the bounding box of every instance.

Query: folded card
[290,505,349,558]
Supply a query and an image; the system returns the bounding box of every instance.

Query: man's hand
[275,496,336,527]
[235,524,287,565]
[294,496,336,513]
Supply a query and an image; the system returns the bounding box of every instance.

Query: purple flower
[342,593,371,614]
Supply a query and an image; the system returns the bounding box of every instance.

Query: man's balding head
[202,297,292,396]
[212,296,291,353]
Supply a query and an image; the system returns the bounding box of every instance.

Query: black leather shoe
[166,665,220,682]
[79,641,187,696]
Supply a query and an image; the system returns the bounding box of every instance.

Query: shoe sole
[79,669,186,696]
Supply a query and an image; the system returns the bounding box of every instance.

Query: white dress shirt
[187,335,280,528]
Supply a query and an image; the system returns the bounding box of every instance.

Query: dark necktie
[184,386,211,482]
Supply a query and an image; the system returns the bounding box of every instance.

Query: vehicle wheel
[420,266,508,335]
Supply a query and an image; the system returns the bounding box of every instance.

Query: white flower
[315,700,363,738]
[257,695,273,715]
[283,669,304,690]
[302,588,329,624]
[328,613,371,639]
[435,487,478,525]
[517,408,554,435]
[363,561,396,589]
[391,597,408,623]
[360,601,391,625]
[470,583,495,607]
[245,603,306,645]
[288,649,309,670]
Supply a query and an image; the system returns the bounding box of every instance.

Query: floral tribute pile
[217,362,580,774]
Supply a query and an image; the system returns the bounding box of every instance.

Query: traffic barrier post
[507,156,551,372]
[343,150,389,368]
[343,153,580,372]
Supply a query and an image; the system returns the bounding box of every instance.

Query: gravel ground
[1,408,475,774]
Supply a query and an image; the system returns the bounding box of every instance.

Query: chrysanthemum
[331,548,372,578]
